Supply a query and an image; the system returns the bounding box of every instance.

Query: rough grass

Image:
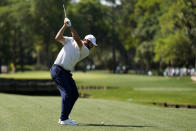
[0,93,196,131]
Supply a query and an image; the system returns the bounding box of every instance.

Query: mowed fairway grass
[0,93,196,131]
[0,71,196,131]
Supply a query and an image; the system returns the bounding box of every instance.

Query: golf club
[63,4,67,18]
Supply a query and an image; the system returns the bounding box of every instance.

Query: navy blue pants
[50,64,79,121]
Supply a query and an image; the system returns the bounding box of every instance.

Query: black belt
[53,64,71,74]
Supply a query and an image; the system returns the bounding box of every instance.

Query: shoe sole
[59,123,78,126]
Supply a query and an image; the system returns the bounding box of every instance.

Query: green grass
[0,71,196,104]
[0,71,50,79]
[0,71,196,130]
[0,93,196,131]
[73,71,196,104]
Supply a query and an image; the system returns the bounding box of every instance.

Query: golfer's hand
[64,18,71,27]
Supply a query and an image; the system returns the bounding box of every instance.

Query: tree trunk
[195,55,196,70]
[19,31,24,72]
[112,43,116,73]
[0,59,1,73]
[43,36,50,68]
[112,3,116,73]
[36,49,41,65]
[43,42,49,68]
[13,29,17,72]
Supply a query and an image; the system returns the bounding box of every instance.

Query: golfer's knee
[62,95,69,101]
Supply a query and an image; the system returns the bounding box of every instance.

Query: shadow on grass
[79,123,154,128]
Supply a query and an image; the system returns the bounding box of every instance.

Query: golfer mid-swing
[50,18,97,125]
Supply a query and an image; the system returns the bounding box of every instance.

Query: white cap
[84,34,98,46]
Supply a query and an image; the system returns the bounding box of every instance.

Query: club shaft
[63,4,67,18]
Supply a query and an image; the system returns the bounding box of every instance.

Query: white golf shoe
[58,119,78,126]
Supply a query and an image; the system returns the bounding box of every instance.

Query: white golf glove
[64,18,71,27]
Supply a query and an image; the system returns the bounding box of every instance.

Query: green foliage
[0,6,12,64]
[159,0,186,36]
[68,0,111,42]
[117,0,137,50]
[135,41,154,70]
[135,0,161,17]
[155,0,196,66]
[0,0,34,70]
[30,0,71,66]
[154,31,192,66]
[126,0,167,70]
[0,0,196,71]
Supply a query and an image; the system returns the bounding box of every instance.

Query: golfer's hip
[50,64,71,80]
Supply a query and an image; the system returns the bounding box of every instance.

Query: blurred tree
[31,0,71,68]
[154,31,192,66]
[184,0,196,69]
[0,0,34,72]
[130,0,164,71]
[116,0,137,70]
[68,0,117,70]
[0,5,12,72]
[0,0,9,6]
[1,0,195,72]
[155,0,196,68]
[10,0,34,71]
[134,41,154,70]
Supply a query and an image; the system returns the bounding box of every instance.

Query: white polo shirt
[54,36,89,71]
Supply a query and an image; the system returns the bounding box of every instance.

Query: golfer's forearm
[70,26,83,48]
[55,24,67,41]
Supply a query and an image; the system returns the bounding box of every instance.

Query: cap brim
[93,43,98,46]
[88,40,98,47]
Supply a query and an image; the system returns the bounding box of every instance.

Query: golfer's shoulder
[63,36,74,43]
[63,36,73,41]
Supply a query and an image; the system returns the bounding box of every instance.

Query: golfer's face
[84,39,94,49]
